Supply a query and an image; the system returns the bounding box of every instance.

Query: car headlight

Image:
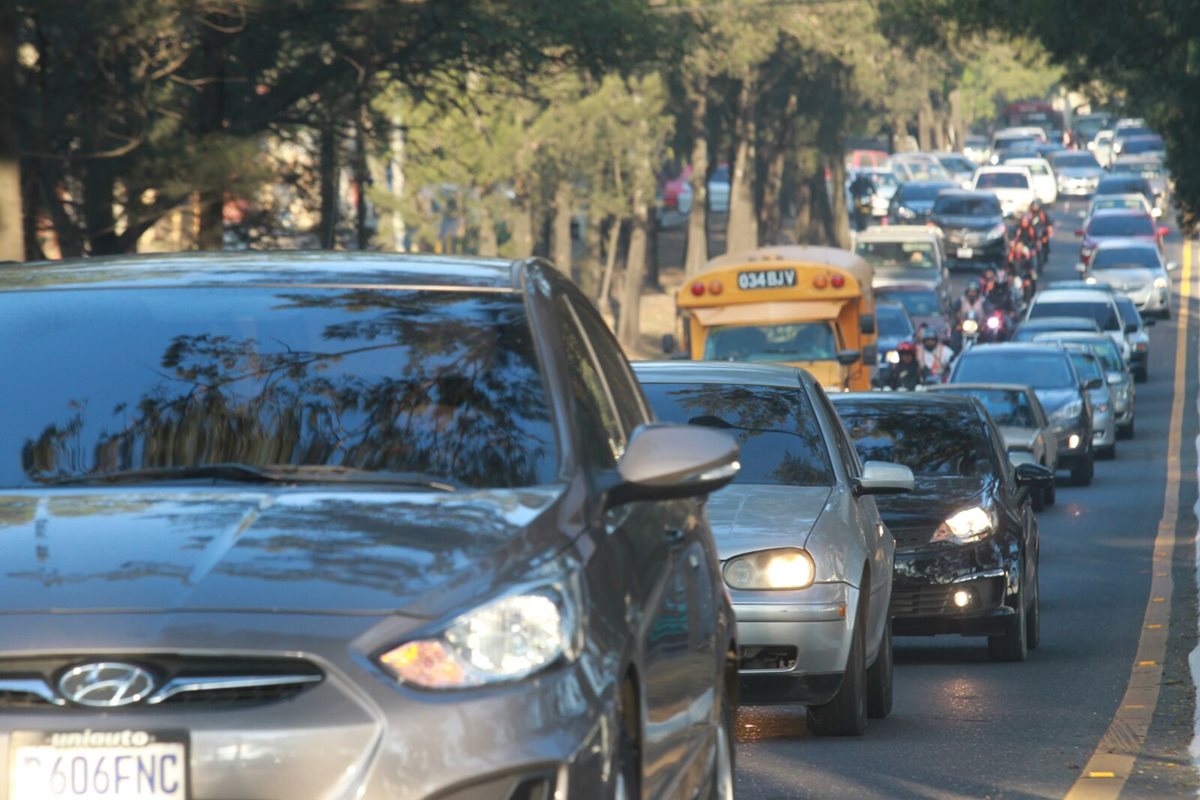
[886,350,900,364]
[932,506,995,544]
[1154,276,1168,289]
[378,584,578,689]
[724,549,816,590]
[1050,400,1084,425]
[988,222,1007,239]
[962,319,979,334]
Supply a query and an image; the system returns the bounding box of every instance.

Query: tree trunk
[510,198,534,257]
[597,216,622,323]
[826,157,851,249]
[0,1,22,261]
[581,210,604,297]
[808,167,833,245]
[758,147,787,246]
[353,109,370,250]
[317,115,339,249]
[917,97,933,152]
[726,76,759,254]
[477,202,499,257]
[195,22,228,251]
[948,88,966,151]
[683,78,710,277]
[82,164,120,255]
[618,201,649,351]
[552,180,573,273]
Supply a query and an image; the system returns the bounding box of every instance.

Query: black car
[948,343,1096,486]
[832,393,1053,661]
[930,190,1008,269]
[888,180,956,224]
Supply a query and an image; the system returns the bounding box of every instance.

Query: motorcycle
[981,309,1009,343]
[1008,240,1038,304]
[853,195,873,232]
[959,311,981,351]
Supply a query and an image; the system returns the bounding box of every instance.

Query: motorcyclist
[848,171,876,232]
[916,327,956,382]
[958,280,987,322]
[1030,199,1053,259]
[883,341,926,391]
[982,267,1015,317]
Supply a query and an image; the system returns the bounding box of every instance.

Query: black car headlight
[931,506,996,545]
[378,582,580,689]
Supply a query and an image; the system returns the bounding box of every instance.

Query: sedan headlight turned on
[725,549,817,590]
[932,507,996,544]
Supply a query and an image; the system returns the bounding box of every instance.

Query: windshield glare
[954,352,1075,388]
[1089,215,1155,236]
[976,173,1029,189]
[1092,247,1160,270]
[3,288,557,489]
[835,403,993,477]
[641,383,834,486]
[704,322,838,362]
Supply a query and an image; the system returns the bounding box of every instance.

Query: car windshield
[855,241,937,269]
[1057,339,1123,371]
[1121,137,1164,154]
[976,172,1028,189]
[1088,215,1155,236]
[996,136,1037,149]
[877,305,914,339]
[703,322,837,362]
[934,195,1001,216]
[2,288,557,489]
[878,289,941,316]
[870,172,899,189]
[641,383,834,486]
[1028,300,1121,331]
[938,155,975,172]
[1091,247,1160,270]
[898,183,950,201]
[1068,352,1103,382]
[1097,178,1150,196]
[938,388,1037,428]
[953,351,1076,388]
[1053,153,1100,168]
[834,402,993,477]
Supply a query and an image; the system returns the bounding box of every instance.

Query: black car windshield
[834,402,993,477]
[641,383,835,486]
[1097,178,1151,196]
[1091,246,1160,270]
[703,322,837,362]
[938,388,1037,428]
[877,305,915,339]
[1028,300,1121,331]
[975,172,1028,189]
[898,183,952,201]
[1088,215,1155,237]
[2,288,557,489]
[1053,153,1100,168]
[954,351,1076,389]
[878,289,941,316]
[934,195,1001,216]
[856,241,937,269]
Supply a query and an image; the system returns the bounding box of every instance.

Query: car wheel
[807,604,868,736]
[612,678,641,800]
[866,620,893,719]
[704,662,736,800]
[1161,307,1171,320]
[1045,481,1057,507]
[1032,483,1046,511]
[1098,443,1116,460]
[1071,451,1094,486]
[987,588,1029,662]
[1119,419,1135,440]
[1025,570,1041,650]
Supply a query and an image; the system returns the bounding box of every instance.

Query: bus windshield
[703,322,838,362]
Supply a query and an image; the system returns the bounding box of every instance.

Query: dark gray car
[0,253,741,800]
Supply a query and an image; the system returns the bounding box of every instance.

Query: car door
[984,410,1036,591]
[557,293,711,798]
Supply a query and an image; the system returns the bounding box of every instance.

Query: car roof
[958,342,1069,356]
[1018,315,1103,327]
[1088,207,1151,220]
[927,382,1036,396]
[1032,288,1119,303]
[0,251,523,292]
[856,226,941,242]
[1043,281,1116,292]
[630,360,811,391]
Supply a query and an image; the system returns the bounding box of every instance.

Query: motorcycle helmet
[896,341,916,355]
[966,280,981,294]
[1030,199,1042,213]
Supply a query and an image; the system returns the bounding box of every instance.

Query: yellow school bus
[673,246,877,391]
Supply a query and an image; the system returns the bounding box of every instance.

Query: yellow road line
[1063,238,1193,800]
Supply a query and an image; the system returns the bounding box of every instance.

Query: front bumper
[891,544,1015,637]
[0,613,618,800]
[1057,177,1099,197]
[1092,410,1116,447]
[732,582,857,705]
[941,235,1006,267]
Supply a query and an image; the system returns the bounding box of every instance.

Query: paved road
[735,202,1200,799]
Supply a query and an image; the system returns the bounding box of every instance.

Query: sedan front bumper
[890,542,1018,638]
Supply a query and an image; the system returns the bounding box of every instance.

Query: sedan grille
[0,655,323,711]
[891,585,953,617]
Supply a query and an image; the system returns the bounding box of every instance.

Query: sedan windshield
[703,322,837,362]
[834,402,993,477]
[3,288,557,489]
[937,389,1037,428]
[1028,300,1121,331]
[954,352,1076,389]
[1088,215,1156,237]
[933,195,1001,216]
[1069,353,1104,383]
[1091,246,1160,270]
[1053,153,1100,169]
[1056,339,1123,371]
[641,383,834,486]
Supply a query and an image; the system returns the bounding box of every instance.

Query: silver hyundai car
[0,253,742,800]
[634,362,913,736]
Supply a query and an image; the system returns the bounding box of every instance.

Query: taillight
[813,275,828,289]
[690,282,705,297]
[831,274,846,289]
[708,280,724,296]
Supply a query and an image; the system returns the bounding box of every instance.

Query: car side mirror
[1085,377,1104,391]
[853,461,914,496]
[1014,462,1055,489]
[1143,317,1156,327]
[836,349,861,366]
[1075,263,1087,274]
[608,424,740,507]
[1167,260,1180,272]
[661,333,677,355]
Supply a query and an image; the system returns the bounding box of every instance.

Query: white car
[1091,130,1115,168]
[1025,287,1132,363]
[1006,157,1058,205]
[972,166,1036,217]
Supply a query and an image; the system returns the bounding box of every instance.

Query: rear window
[1028,300,1121,331]
[1057,339,1123,372]
[1088,215,1155,237]
[833,401,994,478]
[1091,247,1160,270]
[878,289,941,317]
[953,351,1076,389]
[877,305,915,339]
[1121,137,1164,154]
[898,183,951,201]
[855,241,937,269]
[1097,177,1150,196]
[1069,352,1103,382]
[1053,153,1100,168]
[937,388,1037,428]
[933,195,1001,216]
[975,172,1029,189]
[641,383,835,486]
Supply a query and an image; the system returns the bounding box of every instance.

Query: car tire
[1025,571,1041,650]
[1161,307,1171,320]
[1098,443,1116,460]
[612,678,642,800]
[1045,481,1057,506]
[704,658,736,800]
[987,588,1029,662]
[866,620,893,719]
[807,607,868,736]
[1119,419,1135,440]
[1032,484,1046,512]
[1071,451,1094,486]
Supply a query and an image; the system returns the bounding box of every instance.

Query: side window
[559,301,626,470]
[564,295,650,434]
[814,388,861,479]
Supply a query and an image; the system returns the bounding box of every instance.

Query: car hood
[0,487,568,616]
[705,484,831,560]
[1032,387,1080,415]
[999,426,1040,451]
[875,476,989,548]
[934,215,999,230]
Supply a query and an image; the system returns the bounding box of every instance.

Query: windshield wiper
[37,464,459,491]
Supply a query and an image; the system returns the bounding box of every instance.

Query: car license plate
[9,730,187,800]
[737,268,796,290]
[956,246,973,259]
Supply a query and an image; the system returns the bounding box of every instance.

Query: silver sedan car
[1034,332,1136,439]
[0,253,742,800]
[635,362,913,736]
[1064,347,1119,458]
